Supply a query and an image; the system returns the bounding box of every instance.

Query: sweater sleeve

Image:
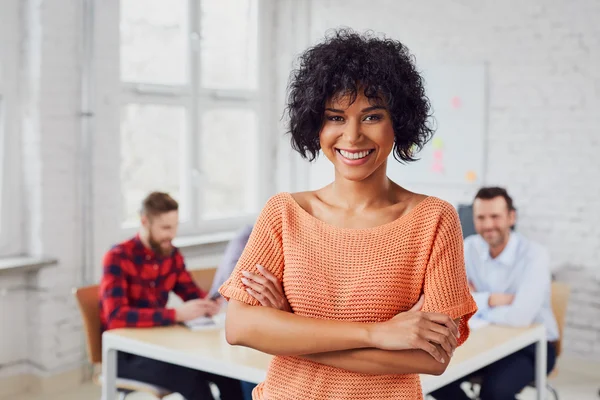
[421,202,478,346]
[219,194,285,306]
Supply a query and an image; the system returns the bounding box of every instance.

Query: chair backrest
[550,281,570,358]
[189,267,217,293]
[457,204,476,239]
[73,285,102,364]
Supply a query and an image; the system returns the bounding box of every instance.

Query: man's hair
[474,187,516,211]
[141,192,178,218]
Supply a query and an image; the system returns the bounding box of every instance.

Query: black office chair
[457,204,476,238]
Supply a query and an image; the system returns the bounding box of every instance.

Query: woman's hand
[241,265,292,312]
[367,295,459,363]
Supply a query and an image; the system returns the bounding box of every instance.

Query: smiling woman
[219,28,477,400]
[287,28,434,164]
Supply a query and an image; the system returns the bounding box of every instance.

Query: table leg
[535,338,547,400]
[102,346,117,400]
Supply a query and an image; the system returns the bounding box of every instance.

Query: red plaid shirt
[99,235,206,331]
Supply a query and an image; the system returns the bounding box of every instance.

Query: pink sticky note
[451,96,462,109]
[431,163,444,173]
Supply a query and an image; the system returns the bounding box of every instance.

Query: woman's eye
[364,114,383,122]
[327,115,344,122]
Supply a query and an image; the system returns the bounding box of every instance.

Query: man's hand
[175,299,221,322]
[488,293,515,307]
[241,265,292,312]
[468,281,476,292]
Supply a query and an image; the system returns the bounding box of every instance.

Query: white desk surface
[421,324,545,393]
[103,323,545,392]
[104,325,270,383]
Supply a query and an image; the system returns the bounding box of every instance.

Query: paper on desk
[468,317,490,330]
[184,312,226,331]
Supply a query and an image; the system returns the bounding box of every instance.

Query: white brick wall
[555,266,600,359]
[19,0,85,376]
[0,0,29,380]
[0,274,28,379]
[0,0,94,379]
[298,0,600,359]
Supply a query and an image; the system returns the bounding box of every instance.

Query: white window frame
[119,0,275,237]
[0,68,23,257]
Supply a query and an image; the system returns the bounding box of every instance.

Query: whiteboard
[306,64,487,189]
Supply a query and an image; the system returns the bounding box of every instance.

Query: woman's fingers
[408,295,424,312]
[420,315,458,354]
[246,287,272,307]
[415,338,445,364]
[423,312,460,338]
[426,320,458,351]
[241,276,279,306]
[256,265,284,295]
[420,326,455,355]
[243,270,280,297]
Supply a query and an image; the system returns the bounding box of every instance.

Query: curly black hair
[286,28,434,162]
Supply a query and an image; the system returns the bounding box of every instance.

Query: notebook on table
[183,312,226,331]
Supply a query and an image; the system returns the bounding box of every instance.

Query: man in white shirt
[432,187,558,400]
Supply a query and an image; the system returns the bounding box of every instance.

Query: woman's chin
[335,166,378,182]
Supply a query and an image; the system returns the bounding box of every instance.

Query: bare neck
[328,162,396,211]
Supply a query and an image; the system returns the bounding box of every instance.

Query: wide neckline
[282,192,435,233]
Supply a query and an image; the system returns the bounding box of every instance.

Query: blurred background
[0,0,598,399]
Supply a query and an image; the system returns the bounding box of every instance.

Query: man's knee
[480,378,522,400]
[429,380,469,400]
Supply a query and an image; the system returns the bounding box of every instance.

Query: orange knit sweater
[219,193,477,400]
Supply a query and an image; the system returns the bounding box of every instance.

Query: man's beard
[148,232,173,257]
[484,229,507,249]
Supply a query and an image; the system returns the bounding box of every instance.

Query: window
[119,0,268,234]
[0,95,5,250]
[0,93,21,256]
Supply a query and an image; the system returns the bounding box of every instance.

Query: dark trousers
[117,352,244,400]
[430,342,557,400]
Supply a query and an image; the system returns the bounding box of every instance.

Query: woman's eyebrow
[324,106,386,113]
[361,106,386,112]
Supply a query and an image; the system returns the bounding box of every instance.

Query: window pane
[199,109,258,219]
[0,99,4,235]
[121,0,188,85]
[121,104,187,225]
[199,0,258,90]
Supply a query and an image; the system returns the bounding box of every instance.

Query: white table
[102,325,270,398]
[421,324,546,397]
[102,324,546,400]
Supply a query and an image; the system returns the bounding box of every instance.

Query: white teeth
[339,149,372,160]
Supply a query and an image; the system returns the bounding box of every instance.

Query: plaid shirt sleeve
[100,250,177,329]
[172,251,207,301]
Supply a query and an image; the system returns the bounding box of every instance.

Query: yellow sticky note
[466,171,477,182]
